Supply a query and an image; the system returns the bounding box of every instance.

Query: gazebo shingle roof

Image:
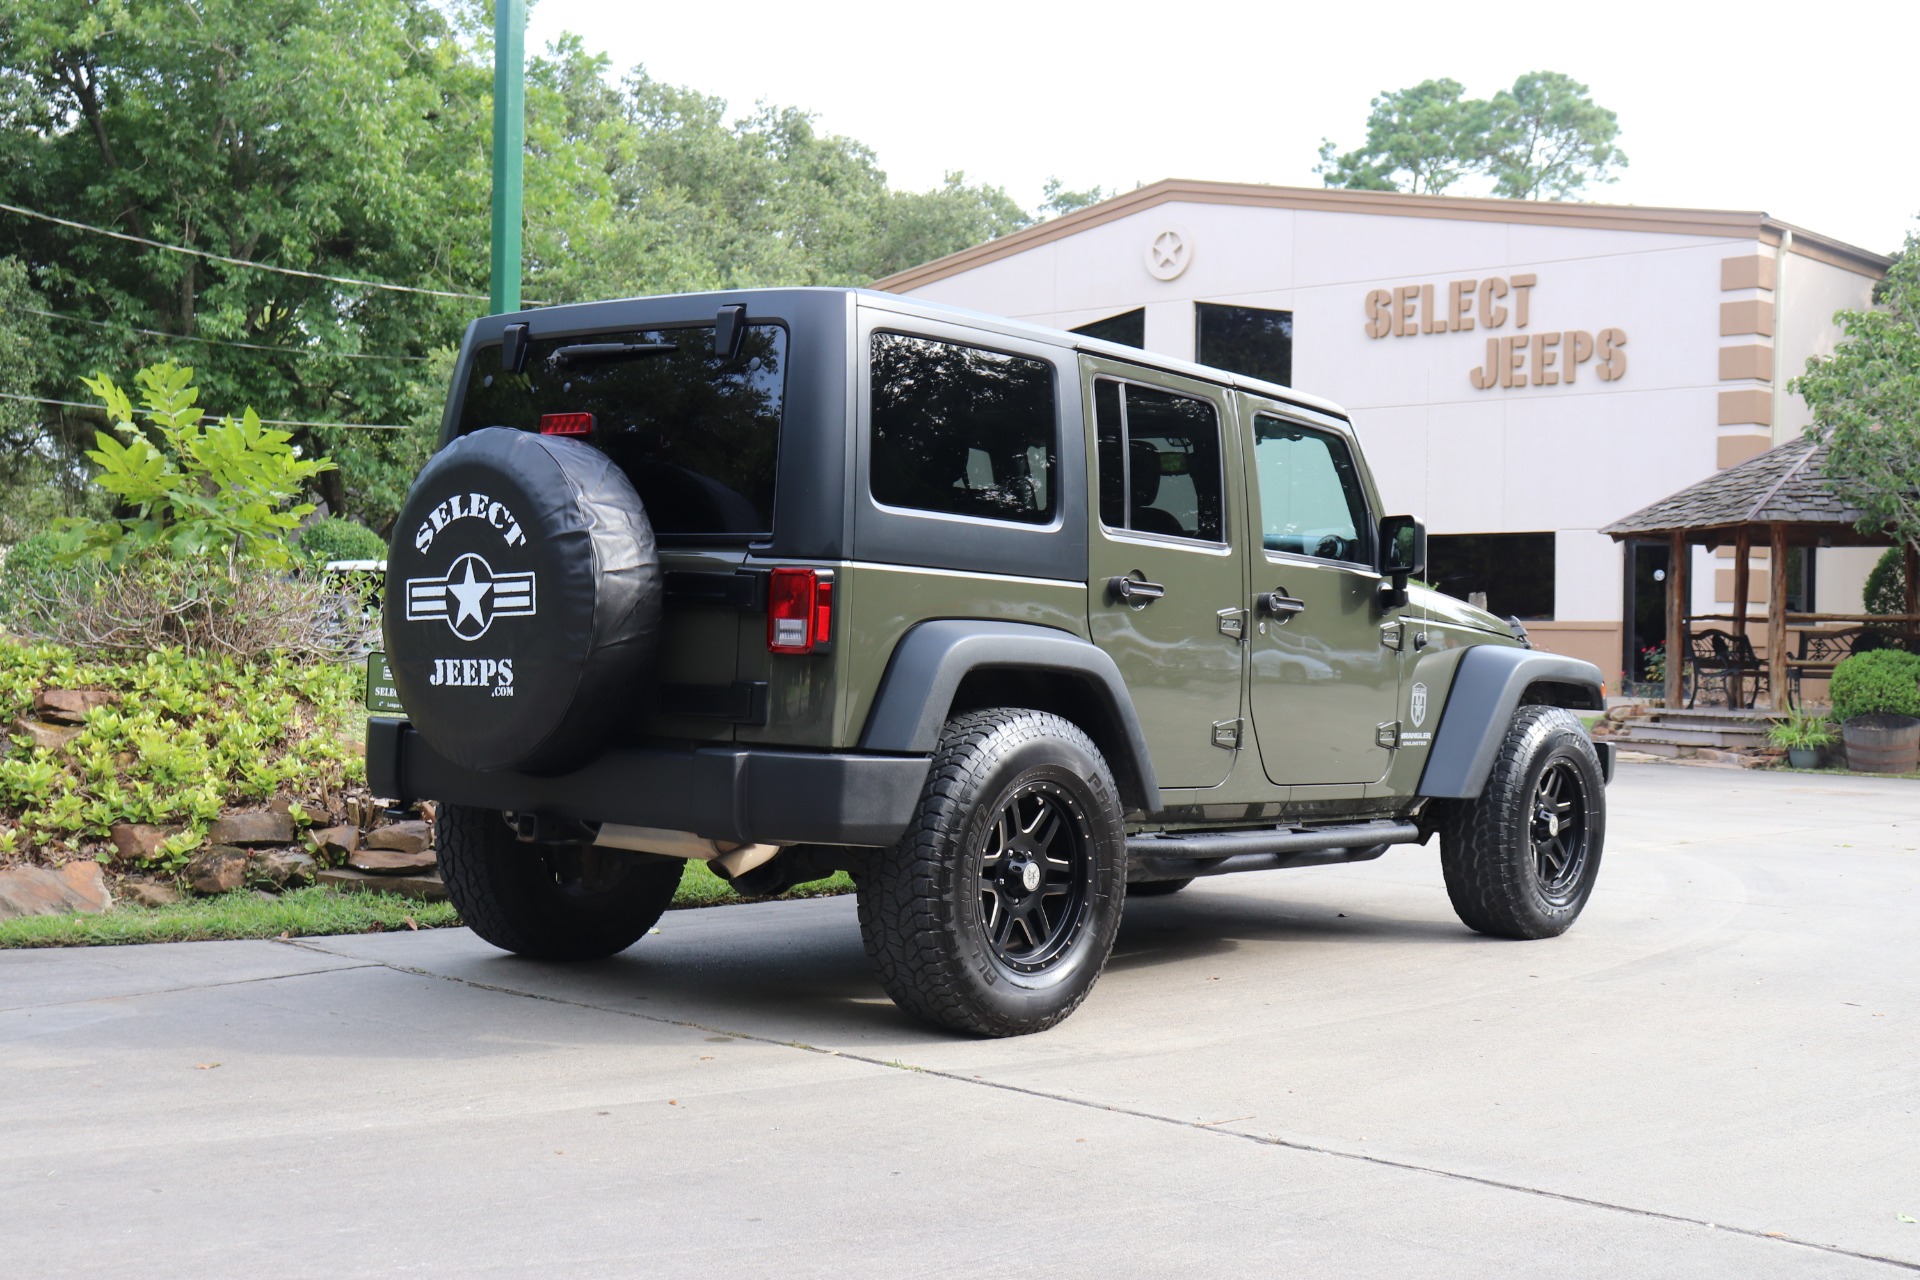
[1602,436,1870,540]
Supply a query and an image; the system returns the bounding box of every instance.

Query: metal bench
[1684,627,1769,709]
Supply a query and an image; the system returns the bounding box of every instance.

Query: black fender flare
[1417,645,1608,799]
[858,620,1159,808]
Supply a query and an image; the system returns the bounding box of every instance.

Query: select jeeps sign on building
[876,180,1887,679]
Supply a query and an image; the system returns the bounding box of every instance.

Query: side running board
[1127,819,1423,884]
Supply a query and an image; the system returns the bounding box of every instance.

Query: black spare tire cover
[383,427,660,774]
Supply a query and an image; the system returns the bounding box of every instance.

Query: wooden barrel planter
[1842,714,1920,774]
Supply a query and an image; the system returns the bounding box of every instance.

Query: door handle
[1258,589,1307,619]
[1108,575,1167,605]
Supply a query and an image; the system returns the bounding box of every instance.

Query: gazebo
[1602,436,1918,709]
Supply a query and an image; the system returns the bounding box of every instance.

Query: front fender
[1418,645,1606,798]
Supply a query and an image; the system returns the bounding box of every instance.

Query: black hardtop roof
[477,286,1351,426]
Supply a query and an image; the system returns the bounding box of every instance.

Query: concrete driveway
[2,764,1916,1277]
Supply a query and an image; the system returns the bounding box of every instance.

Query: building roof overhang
[871,179,1893,294]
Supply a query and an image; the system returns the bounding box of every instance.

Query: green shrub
[60,362,333,571]
[1829,649,1920,725]
[0,639,365,865]
[298,517,388,565]
[1864,547,1908,617]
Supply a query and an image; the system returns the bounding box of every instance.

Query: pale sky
[527,0,1918,259]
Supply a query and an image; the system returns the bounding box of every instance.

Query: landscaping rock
[254,849,319,889]
[318,867,449,902]
[33,689,118,724]
[125,879,181,909]
[208,811,296,846]
[58,862,112,913]
[311,824,359,857]
[10,716,81,753]
[0,863,112,920]
[185,845,250,895]
[349,846,437,875]
[109,823,177,865]
[365,820,432,856]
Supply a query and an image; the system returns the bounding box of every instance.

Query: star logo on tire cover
[405,553,536,641]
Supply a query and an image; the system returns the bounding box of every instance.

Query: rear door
[1239,398,1404,786]
[1084,359,1245,790]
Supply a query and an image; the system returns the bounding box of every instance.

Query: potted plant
[1767,709,1836,769]
[1829,650,1920,774]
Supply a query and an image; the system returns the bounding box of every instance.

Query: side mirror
[1378,515,1426,600]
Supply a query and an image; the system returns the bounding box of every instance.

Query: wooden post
[1665,531,1687,709]
[1768,527,1789,709]
[1731,529,1751,639]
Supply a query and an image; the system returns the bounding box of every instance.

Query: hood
[1410,584,1523,641]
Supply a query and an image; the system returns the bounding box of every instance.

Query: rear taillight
[767,567,834,654]
[539,412,594,437]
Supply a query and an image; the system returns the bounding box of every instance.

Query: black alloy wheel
[1436,705,1607,940]
[857,708,1127,1037]
[1529,758,1591,906]
[976,781,1095,975]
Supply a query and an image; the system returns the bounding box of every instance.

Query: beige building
[874,180,1891,683]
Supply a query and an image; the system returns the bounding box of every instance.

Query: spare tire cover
[383,427,660,774]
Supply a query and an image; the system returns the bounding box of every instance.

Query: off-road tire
[1127,878,1193,897]
[1435,705,1606,939]
[437,802,684,960]
[857,708,1126,1037]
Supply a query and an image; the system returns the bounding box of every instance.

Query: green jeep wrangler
[368,287,1613,1037]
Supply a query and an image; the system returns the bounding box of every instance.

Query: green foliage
[0,639,365,863]
[1317,78,1490,195]
[62,362,333,569]
[0,885,459,949]
[1828,648,1920,724]
[1796,233,1920,552]
[1037,177,1112,219]
[1767,708,1836,749]
[1865,547,1909,615]
[1482,72,1626,200]
[1317,71,1624,201]
[298,516,389,565]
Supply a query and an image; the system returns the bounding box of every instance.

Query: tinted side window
[1093,380,1224,542]
[870,333,1057,525]
[1253,416,1369,563]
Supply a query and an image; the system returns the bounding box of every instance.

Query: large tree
[1483,72,1625,200]
[0,4,1029,532]
[1315,79,1490,195]
[1317,71,1625,202]
[1795,230,1920,555]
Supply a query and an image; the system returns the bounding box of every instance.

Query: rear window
[458,324,787,538]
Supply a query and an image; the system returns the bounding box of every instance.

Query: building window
[1195,302,1293,387]
[1428,532,1556,620]
[869,332,1057,525]
[1071,308,1145,349]
[1093,379,1225,542]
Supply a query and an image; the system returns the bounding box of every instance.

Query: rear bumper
[366,718,928,847]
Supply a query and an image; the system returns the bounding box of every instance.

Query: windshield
[457,323,788,538]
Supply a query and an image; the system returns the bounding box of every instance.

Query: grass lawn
[0,860,856,949]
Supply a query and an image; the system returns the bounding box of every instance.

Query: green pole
[488,0,526,315]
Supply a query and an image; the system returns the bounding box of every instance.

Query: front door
[1085,366,1244,790]
[1242,402,1405,786]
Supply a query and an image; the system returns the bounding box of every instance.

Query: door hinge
[1217,607,1247,640]
[1375,721,1401,749]
[1380,620,1404,651]
[1212,719,1243,750]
